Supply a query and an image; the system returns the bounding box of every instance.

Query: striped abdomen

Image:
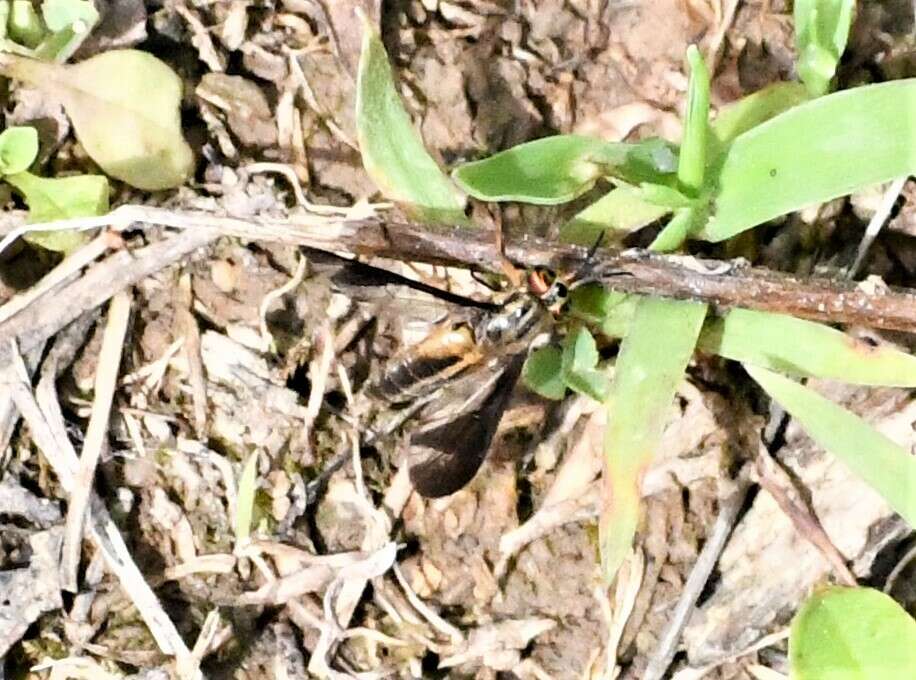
[372,323,484,404]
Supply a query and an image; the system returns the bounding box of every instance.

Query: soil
[1,1,916,680]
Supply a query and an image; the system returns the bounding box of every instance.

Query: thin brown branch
[6,206,916,351]
[241,213,916,334]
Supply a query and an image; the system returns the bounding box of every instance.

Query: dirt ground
[2,1,916,679]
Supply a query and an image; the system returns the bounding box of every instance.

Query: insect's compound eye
[554,282,568,299]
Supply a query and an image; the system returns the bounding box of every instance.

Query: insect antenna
[568,230,633,289]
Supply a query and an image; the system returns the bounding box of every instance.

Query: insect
[370,266,570,497]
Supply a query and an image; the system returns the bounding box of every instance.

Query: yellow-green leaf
[702,80,916,242]
[0,125,38,174]
[601,298,707,582]
[453,135,608,205]
[235,451,260,544]
[794,0,855,97]
[677,45,709,193]
[559,186,669,246]
[6,170,108,252]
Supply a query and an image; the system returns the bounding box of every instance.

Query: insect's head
[527,267,569,313]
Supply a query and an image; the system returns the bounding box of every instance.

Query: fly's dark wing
[303,247,498,311]
[407,353,525,497]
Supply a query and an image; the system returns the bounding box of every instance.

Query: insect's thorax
[474,293,547,347]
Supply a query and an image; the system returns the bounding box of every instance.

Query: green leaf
[559,186,669,246]
[649,46,710,254]
[638,183,693,209]
[795,0,855,97]
[561,326,611,400]
[563,325,600,371]
[41,0,97,31]
[790,586,916,680]
[523,346,566,400]
[36,0,98,62]
[701,80,916,242]
[601,137,680,186]
[235,451,260,544]
[678,45,710,193]
[649,207,706,253]
[569,285,637,339]
[709,82,810,153]
[601,298,707,582]
[5,170,108,252]
[0,125,38,174]
[453,135,679,206]
[699,308,916,386]
[0,50,194,190]
[452,135,608,205]
[355,12,467,225]
[747,366,916,527]
[8,0,45,48]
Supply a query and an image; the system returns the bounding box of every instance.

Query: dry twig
[755,446,857,586]
[61,290,132,592]
[643,478,752,680]
[3,347,196,677]
[6,206,916,333]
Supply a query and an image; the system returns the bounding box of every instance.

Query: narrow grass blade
[790,586,916,680]
[747,366,916,526]
[355,13,467,225]
[649,205,701,252]
[601,298,707,582]
[234,451,260,545]
[701,80,916,242]
[677,45,709,193]
[795,0,855,97]
[699,308,916,386]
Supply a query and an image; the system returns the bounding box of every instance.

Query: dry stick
[7,206,916,332]
[3,350,194,670]
[61,290,133,592]
[848,177,908,279]
[0,342,43,469]
[642,479,751,680]
[0,227,218,367]
[755,446,858,586]
[176,272,208,436]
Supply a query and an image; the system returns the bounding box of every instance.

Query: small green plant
[0,4,194,250]
[0,0,98,61]
[0,49,193,191]
[0,1,193,220]
[0,124,107,251]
